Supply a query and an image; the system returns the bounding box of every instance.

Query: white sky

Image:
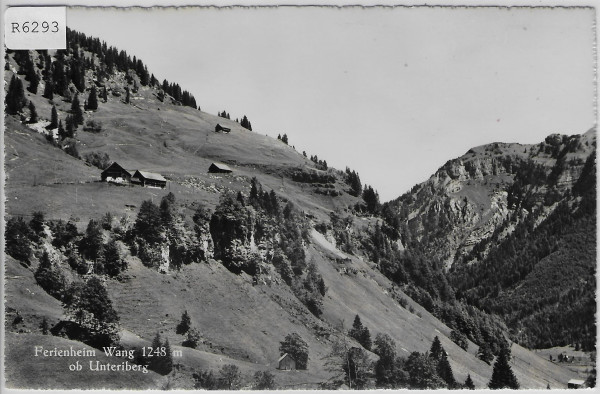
[67,5,596,201]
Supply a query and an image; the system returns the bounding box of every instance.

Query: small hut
[567,379,586,389]
[208,162,233,174]
[131,170,167,188]
[215,124,231,133]
[278,353,296,371]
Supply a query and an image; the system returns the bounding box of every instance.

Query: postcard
[2,1,596,391]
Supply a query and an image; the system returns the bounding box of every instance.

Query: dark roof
[133,170,167,182]
[215,123,231,131]
[102,162,134,176]
[209,162,233,172]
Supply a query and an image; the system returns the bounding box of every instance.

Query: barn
[215,124,231,133]
[101,162,133,183]
[131,170,167,188]
[208,162,233,174]
[278,353,296,371]
[567,379,586,389]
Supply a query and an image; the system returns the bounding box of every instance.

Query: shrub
[51,220,79,249]
[218,364,241,389]
[83,119,103,133]
[193,369,218,389]
[84,152,111,170]
[29,211,46,239]
[5,217,33,262]
[450,330,469,351]
[183,328,201,349]
[254,371,276,390]
[34,251,68,300]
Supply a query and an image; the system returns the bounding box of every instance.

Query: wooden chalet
[277,353,296,371]
[101,162,134,183]
[215,124,231,133]
[208,162,233,174]
[131,170,167,188]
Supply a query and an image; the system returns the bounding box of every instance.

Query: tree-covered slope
[383,130,596,350]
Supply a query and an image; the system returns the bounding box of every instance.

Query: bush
[254,371,276,390]
[450,330,469,351]
[218,364,241,389]
[193,370,218,390]
[5,217,33,262]
[84,152,111,170]
[34,251,68,300]
[182,328,201,348]
[83,119,103,133]
[29,211,46,239]
[51,220,79,249]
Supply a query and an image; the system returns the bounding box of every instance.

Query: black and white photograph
[1,1,597,391]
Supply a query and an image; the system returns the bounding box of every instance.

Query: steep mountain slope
[384,130,596,349]
[3,32,589,390]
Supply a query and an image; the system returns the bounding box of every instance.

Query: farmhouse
[131,170,167,188]
[567,379,586,389]
[215,124,231,133]
[208,162,233,174]
[278,353,296,371]
[101,162,134,183]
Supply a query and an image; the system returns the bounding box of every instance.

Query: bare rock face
[390,129,596,270]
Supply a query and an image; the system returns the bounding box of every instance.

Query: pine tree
[176,310,191,335]
[163,339,173,374]
[71,93,84,125]
[26,57,40,93]
[362,185,381,214]
[437,351,456,388]
[65,115,75,139]
[57,120,65,140]
[125,87,130,104]
[465,374,475,389]
[103,239,125,277]
[373,333,398,387]
[488,347,519,389]
[348,315,372,350]
[282,134,289,144]
[28,71,40,94]
[87,86,98,110]
[149,332,163,372]
[240,115,252,130]
[429,336,444,360]
[49,105,58,129]
[477,342,495,365]
[6,75,27,115]
[43,79,54,99]
[102,86,108,102]
[28,101,38,123]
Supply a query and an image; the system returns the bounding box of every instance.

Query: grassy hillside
[5,332,166,389]
[4,41,587,390]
